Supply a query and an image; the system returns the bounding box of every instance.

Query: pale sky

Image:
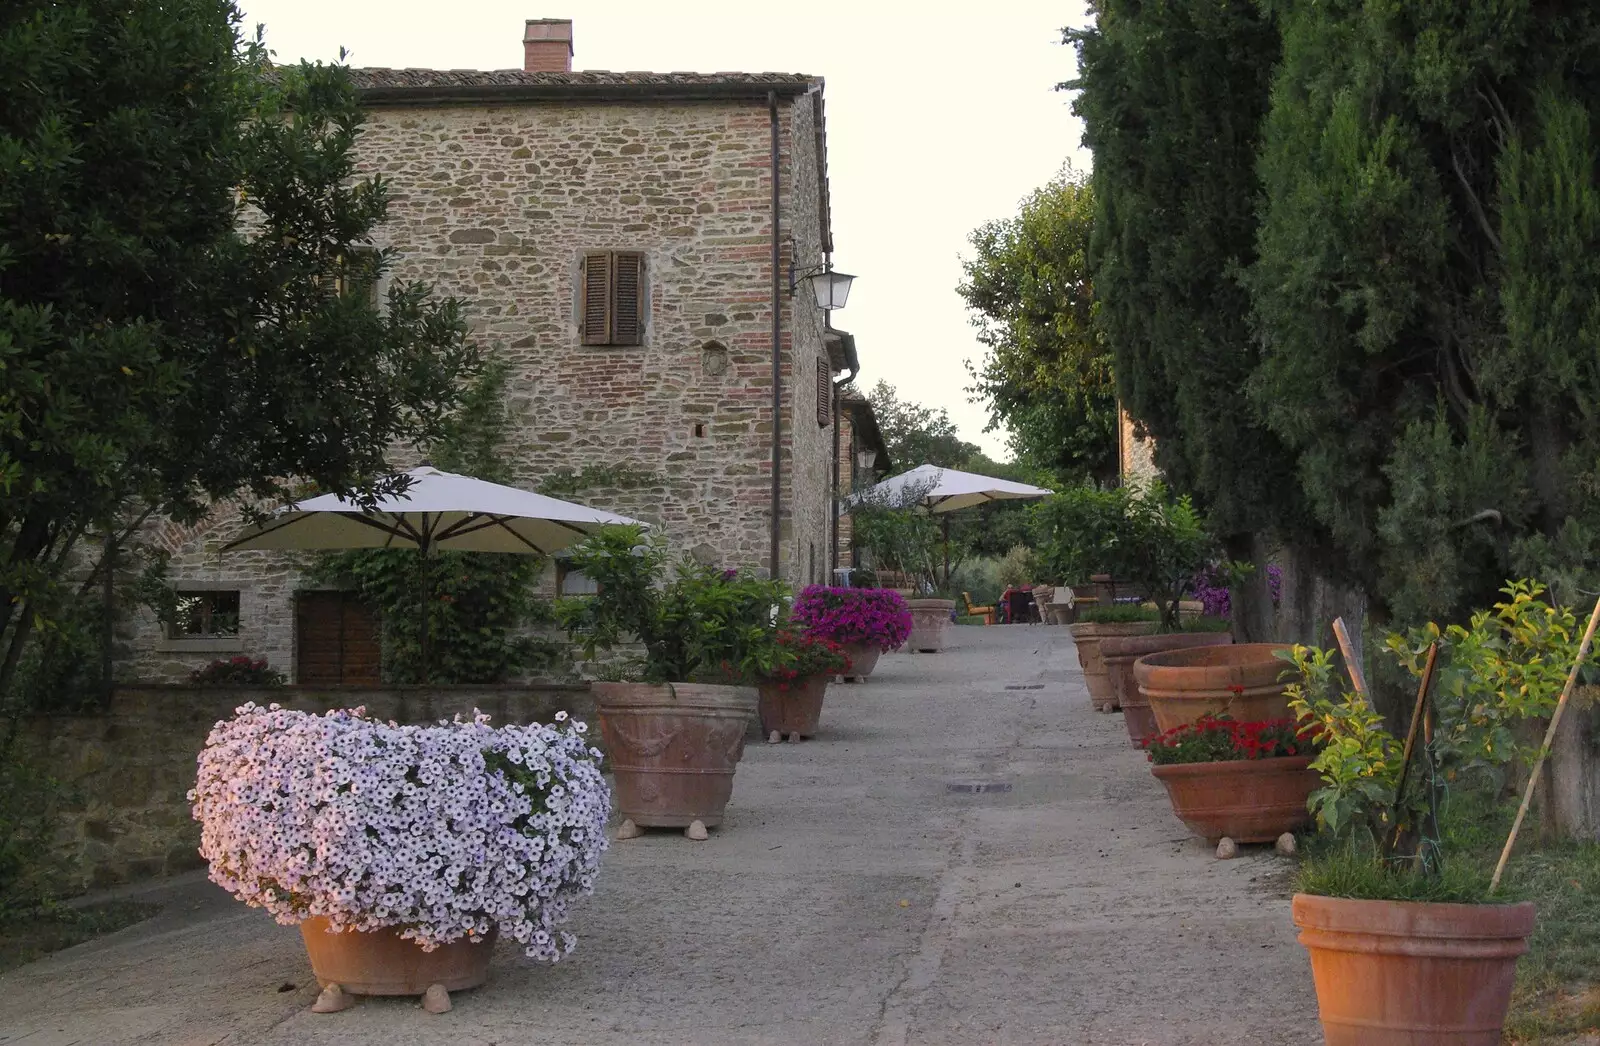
[237,1,1095,460]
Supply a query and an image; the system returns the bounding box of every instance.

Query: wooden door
[295,591,381,685]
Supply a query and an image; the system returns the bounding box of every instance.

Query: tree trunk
[1227,532,1278,643]
[1272,541,1368,650]
[1542,686,1600,842]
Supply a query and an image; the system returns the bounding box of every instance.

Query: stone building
[125,18,862,683]
[833,384,892,574]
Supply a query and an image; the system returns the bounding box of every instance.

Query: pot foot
[311,983,355,1014]
[1215,837,1239,860]
[684,819,710,841]
[787,731,801,743]
[615,818,644,841]
[421,984,451,1014]
[1275,832,1297,855]
[767,729,782,744]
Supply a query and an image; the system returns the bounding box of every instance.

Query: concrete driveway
[0,624,1318,1046]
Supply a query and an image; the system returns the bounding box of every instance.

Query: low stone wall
[18,682,594,893]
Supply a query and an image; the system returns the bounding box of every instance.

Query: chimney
[524,19,573,73]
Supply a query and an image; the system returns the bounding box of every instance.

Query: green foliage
[996,545,1037,590]
[556,525,789,684]
[865,380,979,471]
[1079,604,1159,624]
[1072,0,1600,646]
[1284,645,1404,838]
[311,363,561,684]
[1069,1,1305,546]
[0,1,475,705]
[1031,484,1127,584]
[1033,482,1212,627]
[538,464,661,499]
[1286,580,1581,893]
[849,482,943,593]
[1385,579,1578,773]
[1295,832,1497,905]
[959,169,1118,482]
[0,751,64,919]
[949,557,1001,608]
[1182,615,1234,634]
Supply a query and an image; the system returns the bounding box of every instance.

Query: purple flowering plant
[1190,562,1283,619]
[790,586,913,651]
[190,703,610,962]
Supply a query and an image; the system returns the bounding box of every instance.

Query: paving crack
[871,817,978,1046]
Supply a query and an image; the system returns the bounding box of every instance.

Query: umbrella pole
[419,536,432,685]
[942,515,951,590]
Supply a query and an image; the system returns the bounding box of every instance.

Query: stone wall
[122,90,839,682]
[19,682,593,892]
[781,93,836,586]
[1119,406,1160,489]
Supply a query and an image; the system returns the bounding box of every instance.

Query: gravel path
[0,624,1320,1045]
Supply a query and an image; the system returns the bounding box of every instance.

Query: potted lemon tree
[557,525,787,841]
[1284,580,1578,1045]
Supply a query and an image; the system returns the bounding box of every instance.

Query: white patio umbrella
[224,465,644,679]
[851,464,1053,514]
[846,464,1053,588]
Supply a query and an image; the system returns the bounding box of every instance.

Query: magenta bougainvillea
[790,586,913,651]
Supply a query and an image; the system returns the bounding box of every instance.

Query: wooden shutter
[612,252,643,345]
[817,357,833,426]
[581,252,612,345]
[580,251,644,346]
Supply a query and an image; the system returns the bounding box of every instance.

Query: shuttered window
[580,251,645,346]
[817,357,833,427]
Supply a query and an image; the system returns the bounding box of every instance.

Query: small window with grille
[170,590,241,639]
[580,251,645,346]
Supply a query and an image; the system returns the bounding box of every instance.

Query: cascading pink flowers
[790,586,913,651]
[189,703,610,962]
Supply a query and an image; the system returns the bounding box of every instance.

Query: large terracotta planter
[1293,894,1536,1045]
[1134,642,1295,732]
[1103,632,1234,743]
[1068,621,1158,711]
[1149,755,1318,842]
[757,674,828,738]
[591,681,755,828]
[840,641,882,682]
[905,598,955,652]
[300,917,496,996]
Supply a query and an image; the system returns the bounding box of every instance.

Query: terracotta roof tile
[348,68,817,90]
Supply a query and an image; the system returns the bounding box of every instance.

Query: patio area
[0,624,1316,1046]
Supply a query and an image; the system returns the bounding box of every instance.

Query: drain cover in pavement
[946,781,1014,794]
[1004,684,1044,690]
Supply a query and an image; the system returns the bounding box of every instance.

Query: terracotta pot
[1293,894,1536,1045]
[591,681,755,828]
[1102,632,1234,744]
[1150,755,1318,843]
[299,917,496,995]
[840,642,882,681]
[905,598,956,652]
[757,674,828,738]
[1134,642,1295,732]
[1068,620,1158,710]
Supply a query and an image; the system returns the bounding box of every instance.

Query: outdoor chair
[962,591,996,626]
